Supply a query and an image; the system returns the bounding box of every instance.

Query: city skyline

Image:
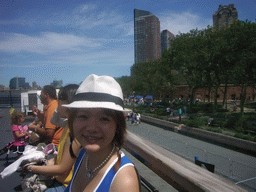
[1,0,255,87]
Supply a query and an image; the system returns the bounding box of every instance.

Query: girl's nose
[86,118,100,132]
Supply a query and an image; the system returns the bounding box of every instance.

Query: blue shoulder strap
[74,149,85,171]
[65,149,85,192]
[96,155,133,191]
[65,151,133,192]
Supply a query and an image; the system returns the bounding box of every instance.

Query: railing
[160,135,256,190]
[124,131,246,192]
[140,115,256,190]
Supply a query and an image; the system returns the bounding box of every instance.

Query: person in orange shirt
[29,85,63,147]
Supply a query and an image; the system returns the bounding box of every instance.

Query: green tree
[224,20,256,116]
[115,76,133,97]
[201,26,235,110]
[170,29,206,107]
[130,61,153,95]
[130,59,173,99]
[213,27,236,108]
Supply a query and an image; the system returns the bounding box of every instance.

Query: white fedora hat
[62,74,124,111]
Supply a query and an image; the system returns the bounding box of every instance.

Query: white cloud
[0,39,133,68]
[114,21,134,36]
[74,9,127,30]
[0,3,128,30]
[47,46,134,67]
[0,3,134,38]
[75,3,98,13]
[159,11,212,35]
[0,32,102,54]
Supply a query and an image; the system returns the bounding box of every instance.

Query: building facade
[161,29,175,55]
[169,85,256,103]
[213,4,238,28]
[134,9,161,64]
[32,81,38,89]
[9,76,26,89]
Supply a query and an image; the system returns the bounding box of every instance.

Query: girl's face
[19,116,24,124]
[73,108,117,153]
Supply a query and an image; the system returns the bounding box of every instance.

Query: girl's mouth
[86,136,102,144]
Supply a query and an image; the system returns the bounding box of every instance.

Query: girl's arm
[32,106,44,123]
[28,121,42,130]
[26,136,81,176]
[14,130,27,138]
[23,130,30,135]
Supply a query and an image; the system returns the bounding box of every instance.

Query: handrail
[141,115,256,154]
[124,131,246,192]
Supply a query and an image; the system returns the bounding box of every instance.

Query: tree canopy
[119,20,256,115]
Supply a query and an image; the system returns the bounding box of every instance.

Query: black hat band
[73,92,124,108]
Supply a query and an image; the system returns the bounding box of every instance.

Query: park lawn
[131,104,256,142]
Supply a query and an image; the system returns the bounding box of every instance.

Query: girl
[63,74,140,192]
[11,111,30,156]
[25,84,81,192]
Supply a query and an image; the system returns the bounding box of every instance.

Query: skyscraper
[32,81,38,89]
[213,4,238,28]
[9,76,26,89]
[134,9,161,64]
[161,30,175,55]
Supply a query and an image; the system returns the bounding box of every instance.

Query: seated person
[25,84,81,192]
[29,85,63,147]
[11,111,30,156]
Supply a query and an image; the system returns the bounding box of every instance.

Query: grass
[129,103,256,142]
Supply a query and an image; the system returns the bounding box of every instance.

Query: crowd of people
[126,111,141,125]
[1,74,141,192]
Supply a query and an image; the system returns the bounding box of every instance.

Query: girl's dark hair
[58,84,79,158]
[11,111,24,125]
[58,84,79,103]
[68,109,127,161]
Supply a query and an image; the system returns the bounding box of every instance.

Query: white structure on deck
[21,90,43,116]
[21,89,59,115]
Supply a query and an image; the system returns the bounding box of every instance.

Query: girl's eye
[101,117,110,121]
[77,115,87,119]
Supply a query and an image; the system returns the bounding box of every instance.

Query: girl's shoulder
[111,159,139,191]
[95,152,138,192]
[12,124,24,131]
[12,124,19,131]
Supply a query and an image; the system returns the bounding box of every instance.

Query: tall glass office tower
[134,9,161,64]
[9,77,25,89]
[161,29,174,55]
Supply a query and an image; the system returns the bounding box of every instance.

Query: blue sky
[1,0,255,88]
